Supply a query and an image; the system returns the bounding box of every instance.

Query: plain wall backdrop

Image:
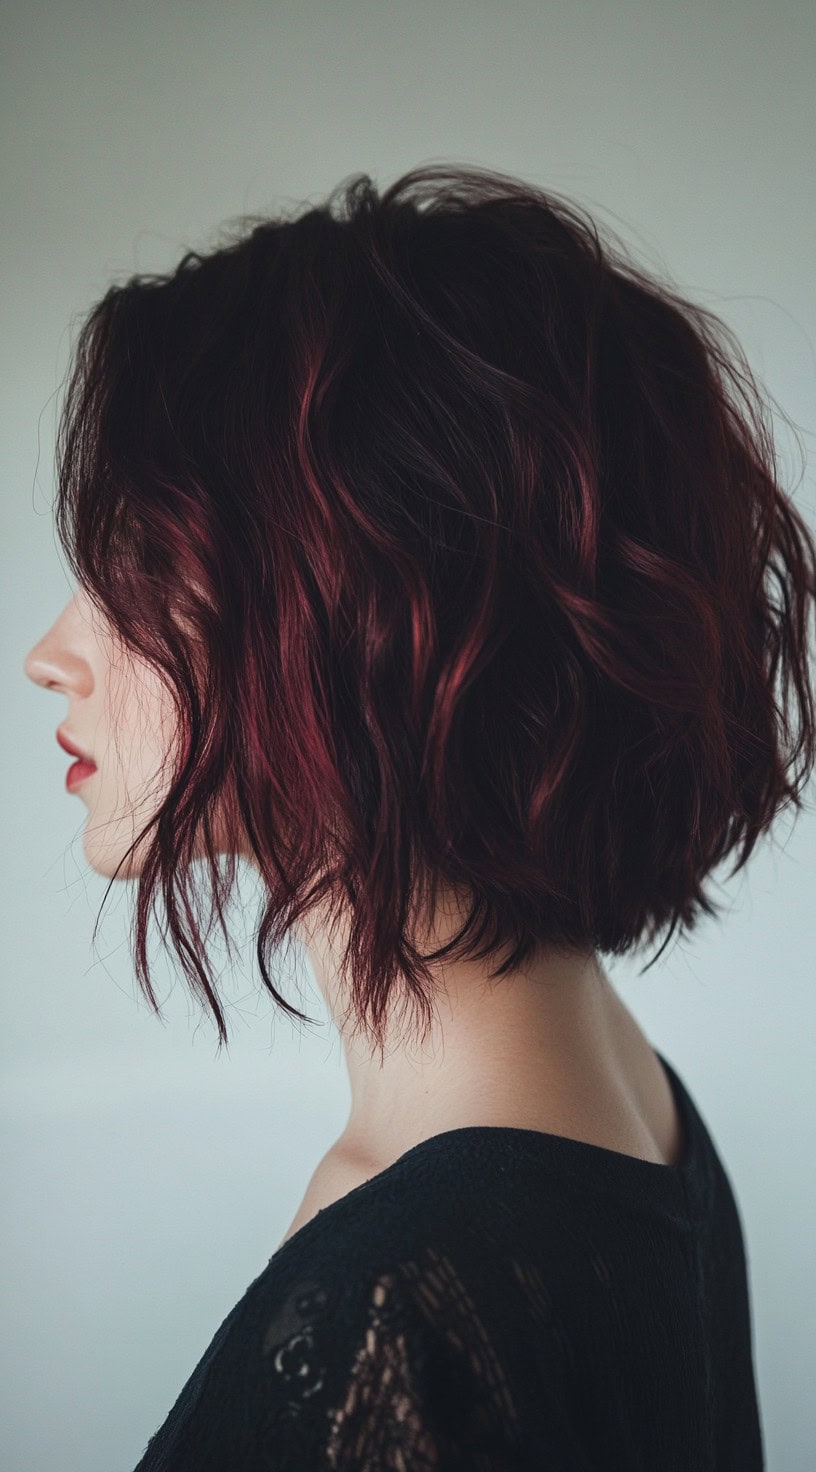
[2,2,814,1468]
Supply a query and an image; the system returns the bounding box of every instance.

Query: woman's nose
[23,638,58,689]
[23,596,91,693]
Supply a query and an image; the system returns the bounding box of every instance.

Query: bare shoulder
[276,1150,376,1251]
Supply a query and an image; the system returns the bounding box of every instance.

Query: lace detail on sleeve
[262,1244,523,1469]
[264,1283,330,1382]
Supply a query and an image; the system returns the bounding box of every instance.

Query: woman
[25,162,812,1469]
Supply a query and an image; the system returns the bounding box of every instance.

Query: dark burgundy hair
[54,162,816,1053]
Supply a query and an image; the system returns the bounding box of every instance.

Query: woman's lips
[56,728,96,764]
[65,760,97,792]
[57,729,97,790]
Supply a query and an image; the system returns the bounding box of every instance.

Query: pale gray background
[2,2,815,1469]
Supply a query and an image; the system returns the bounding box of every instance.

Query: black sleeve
[136,1249,541,1471]
[243,1245,578,1471]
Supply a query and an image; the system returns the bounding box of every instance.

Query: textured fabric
[131,1051,765,1470]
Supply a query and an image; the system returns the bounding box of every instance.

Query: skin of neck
[297,882,623,1176]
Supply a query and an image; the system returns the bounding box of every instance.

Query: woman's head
[24,161,816,1054]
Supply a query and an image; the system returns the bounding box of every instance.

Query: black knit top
[131,1050,764,1470]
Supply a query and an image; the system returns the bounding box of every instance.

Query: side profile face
[23,586,180,878]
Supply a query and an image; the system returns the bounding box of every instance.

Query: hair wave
[54,161,816,1052]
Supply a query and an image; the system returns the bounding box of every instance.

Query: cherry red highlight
[53,163,816,1052]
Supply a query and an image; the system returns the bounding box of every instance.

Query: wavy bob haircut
[54,161,816,1053]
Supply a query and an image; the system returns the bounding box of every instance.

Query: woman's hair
[54,161,816,1053]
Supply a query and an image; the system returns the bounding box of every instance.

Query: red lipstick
[57,729,97,791]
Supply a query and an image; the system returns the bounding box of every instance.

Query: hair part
[54,161,816,1053]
